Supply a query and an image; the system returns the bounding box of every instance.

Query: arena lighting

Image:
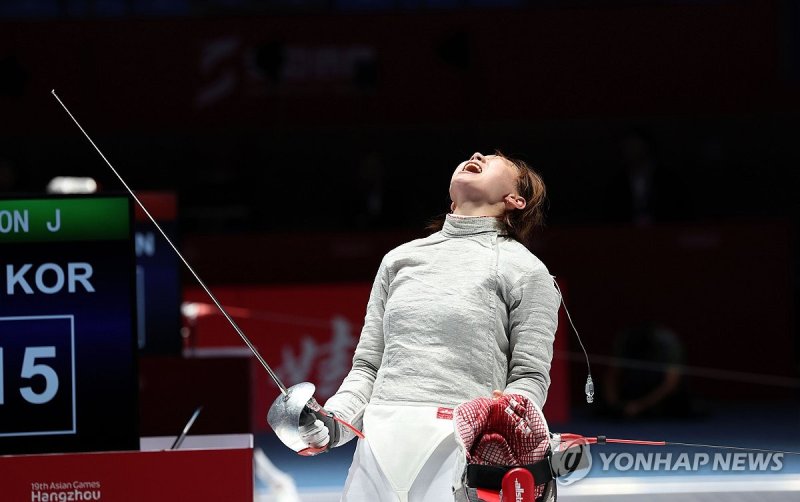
[46,176,98,194]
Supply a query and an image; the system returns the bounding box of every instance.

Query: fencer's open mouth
[463,162,482,174]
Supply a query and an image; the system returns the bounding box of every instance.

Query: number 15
[0,346,60,405]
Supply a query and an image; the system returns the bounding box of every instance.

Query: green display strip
[0,198,130,242]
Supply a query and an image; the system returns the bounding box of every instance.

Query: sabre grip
[316,407,342,448]
[299,408,316,428]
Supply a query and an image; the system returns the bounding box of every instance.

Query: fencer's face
[449,152,520,213]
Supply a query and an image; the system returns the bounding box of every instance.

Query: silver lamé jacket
[325,214,560,446]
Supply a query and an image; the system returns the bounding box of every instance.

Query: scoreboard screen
[134,192,181,355]
[0,195,138,455]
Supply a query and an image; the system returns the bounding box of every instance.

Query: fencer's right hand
[298,409,330,449]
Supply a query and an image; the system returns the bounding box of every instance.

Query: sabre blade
[559,434,800,456]
[50,89,289,396]
[665,441,800,456]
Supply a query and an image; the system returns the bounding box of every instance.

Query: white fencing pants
[340,404,459,502]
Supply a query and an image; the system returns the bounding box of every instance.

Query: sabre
[556,433,800,456]
[50,89,288,396]
[51,89,364,453]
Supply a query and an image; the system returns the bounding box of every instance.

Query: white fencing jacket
[325,214,560,446]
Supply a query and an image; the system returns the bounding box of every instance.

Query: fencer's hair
[503,152,547,247]
[427,151,547,249]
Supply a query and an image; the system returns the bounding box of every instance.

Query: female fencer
[300,151,559,502]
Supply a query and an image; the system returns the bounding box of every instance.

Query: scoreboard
[0,196,138,455]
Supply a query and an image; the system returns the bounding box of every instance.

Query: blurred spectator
[354,151,386,227]
[605,129,692,225]
[341,151,388,228]
[602,322,692,419]
[0,159,18,193]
